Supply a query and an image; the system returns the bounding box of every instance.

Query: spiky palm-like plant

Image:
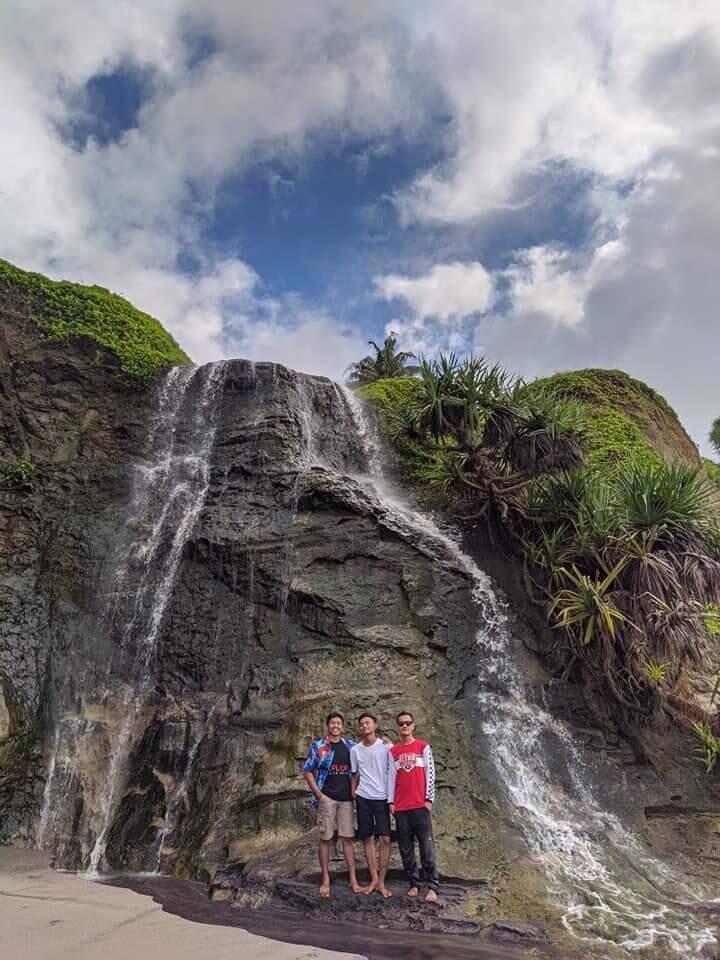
[409,355,585,536]
[525,458,720,722]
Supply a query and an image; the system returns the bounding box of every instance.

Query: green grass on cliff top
[0,258,190,386]
[534,368,671,471]
[358,368,688,475]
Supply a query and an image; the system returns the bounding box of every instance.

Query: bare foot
[363,879,378,895]
[319,881,331,898]
[407,886,419,898]
[425,889,439,904]
[349,881,363,894]
[377,885,393,899]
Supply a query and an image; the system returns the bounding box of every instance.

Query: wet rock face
[2,350,528,917]
[100,361,516,887]
[7,330,720,952]
[0,314,152,838]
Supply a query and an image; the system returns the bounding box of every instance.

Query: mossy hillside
[535,369,700,470]
[0,258,190,386]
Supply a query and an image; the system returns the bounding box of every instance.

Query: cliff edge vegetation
[0,258,190,386]
[359,366,700,475]
[358,359,720,742]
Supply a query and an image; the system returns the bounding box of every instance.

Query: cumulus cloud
[376,261,493,321]
[473,137,720,455]
[395,1,719,224]
[502,241,624,329]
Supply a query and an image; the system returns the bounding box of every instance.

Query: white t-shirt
[350,739,390,801]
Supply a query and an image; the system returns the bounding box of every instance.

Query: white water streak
[86,363,225,874]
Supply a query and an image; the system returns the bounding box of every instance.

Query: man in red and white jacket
[387,710,439,902]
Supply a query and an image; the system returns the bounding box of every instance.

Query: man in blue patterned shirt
[303,711,361,897]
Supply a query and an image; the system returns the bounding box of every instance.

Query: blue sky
[66,61,601,349]
[1,2,719,452]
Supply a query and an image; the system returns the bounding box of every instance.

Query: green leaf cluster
[526,460,720,717]
[1,458,35,490]
[0,258,190,386]
[704,458,720,491]
[346,333,418,385]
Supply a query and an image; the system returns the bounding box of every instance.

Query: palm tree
[345,333,418,385]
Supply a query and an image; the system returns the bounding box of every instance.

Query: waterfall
[341,388,716,959]
[39,363,226,873]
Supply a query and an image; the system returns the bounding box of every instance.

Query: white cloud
[502,240,624,329]
[475,138,720,456]
[395,0,720,224]
[229,307,368,380]
[376,261,493,322]
[1,0,720,451]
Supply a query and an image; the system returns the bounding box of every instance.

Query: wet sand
[0,848,356,960]
[0,847,583,960]
[108,872,581,960]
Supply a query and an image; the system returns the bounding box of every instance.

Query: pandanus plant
[525,459,720,722]
[409,354,585,531]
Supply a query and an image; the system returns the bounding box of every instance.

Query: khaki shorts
[317,795,355,840]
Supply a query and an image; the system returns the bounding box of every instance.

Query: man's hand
[389,803,395,817]
[424,801,433,812]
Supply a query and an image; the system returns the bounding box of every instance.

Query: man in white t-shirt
[350,713,392,898]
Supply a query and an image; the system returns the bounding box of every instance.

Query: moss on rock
[0,258,190,386]
[534,368,700,470]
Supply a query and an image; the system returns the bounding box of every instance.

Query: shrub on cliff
[705,458,720,490]
[0,457,35,490]
[525,460,720,720]
[0,258,190,386]
[710,417,720,458]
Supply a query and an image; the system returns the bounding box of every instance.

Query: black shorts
[356,796,391,839]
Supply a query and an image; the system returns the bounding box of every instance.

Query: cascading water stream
[340,387,716,958]
[39,362,226,874]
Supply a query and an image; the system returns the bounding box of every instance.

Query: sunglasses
[397,720,414,726]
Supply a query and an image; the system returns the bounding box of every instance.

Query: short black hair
[326,711,344,724]
[358,712,377,724]
[396,710,414,723]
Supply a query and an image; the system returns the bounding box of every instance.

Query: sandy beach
[0,848,358,960]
